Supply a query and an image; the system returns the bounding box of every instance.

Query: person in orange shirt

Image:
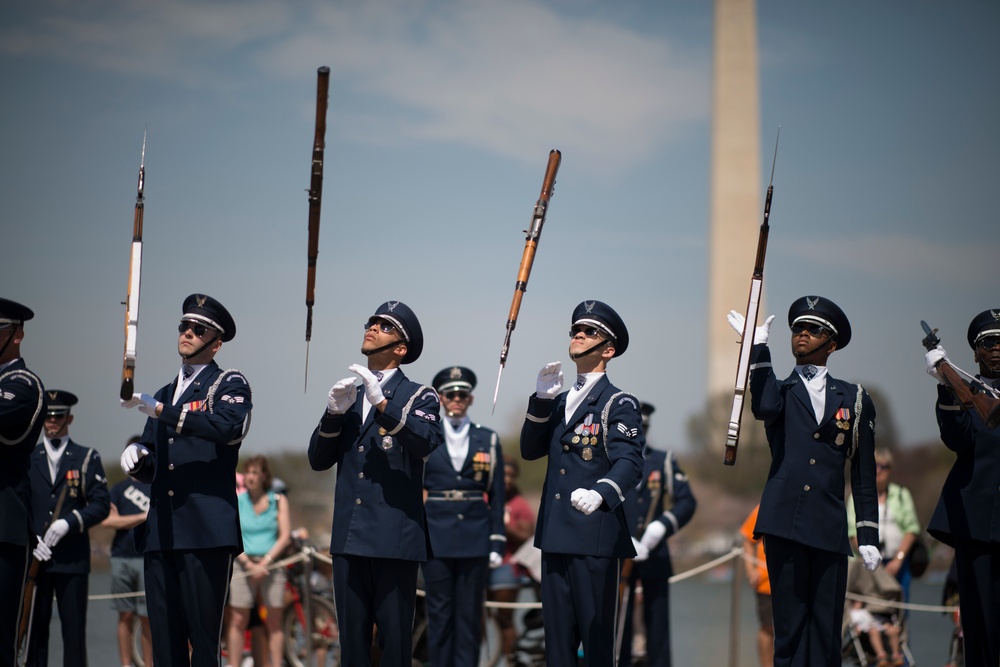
[741,504,773,667]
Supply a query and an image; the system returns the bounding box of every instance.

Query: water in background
[45,571,956,666]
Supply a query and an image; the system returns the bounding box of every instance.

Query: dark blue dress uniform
[126,295,251,667]
[927,309,1000,667]
[619,447,696,667]
[422,366,505,667]
[520,300,644,667]
[27,419,110,667]
[0,299,45,667]
[308,301,442,667]
[749,296,878,667]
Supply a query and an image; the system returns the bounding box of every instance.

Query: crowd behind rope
[1,294,998,667]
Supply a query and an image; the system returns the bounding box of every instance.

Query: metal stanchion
[729,543,742,667]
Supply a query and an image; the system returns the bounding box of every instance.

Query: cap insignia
[992,310,1000,322]
[806,296,819,310]
[449,367,462,379]
[196,295,207,308]
[584,301,595,313]
[47,391,58,400]
[386,301,398,312]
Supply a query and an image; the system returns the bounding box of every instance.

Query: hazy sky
[3,0,998,468]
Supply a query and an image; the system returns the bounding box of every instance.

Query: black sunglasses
[977,336,1000,350]
[364,318,396,334]
[178,321,212,337]
[791,323,832,337]
[568,326,602,338]
[444,390,471,401]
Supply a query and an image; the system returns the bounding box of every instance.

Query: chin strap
[794,335,835,359]
[182,333,221,360]
[571,338,610,360]
[361,338,405,358]
[0,325,19,360]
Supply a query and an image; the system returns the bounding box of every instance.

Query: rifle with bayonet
[491,150,562,413]
[120,133,146,402]
[304,66,330,392]
[921,320,1000,429]
[723,130,780,466]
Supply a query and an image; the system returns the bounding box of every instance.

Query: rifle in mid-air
[921,320,1000,429]
[304,66,330,392]
[723,130,780,466]
[120,133,146,401]
[491,150,562,413]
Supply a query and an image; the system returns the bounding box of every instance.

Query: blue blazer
[0,359,46,547]
[424,423,506,558]
[520,375,645,558]
[625,448,696,579]
[130,362,252,553]
[749,344,879,555]
[927,382,1000,546]
[28,440,110,574]
[309,370,443,562]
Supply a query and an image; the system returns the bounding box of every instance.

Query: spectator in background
[740,503,773,667]
[226,456,290,667]
[487,459,536,663]
[847,448,921,602]
[102,435,153,667]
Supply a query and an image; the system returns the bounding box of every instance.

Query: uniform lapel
[821,375,847,426]
[561,375,610,435]
[30,445,53,490]
[359,370,404,438]
[785,371,814,415]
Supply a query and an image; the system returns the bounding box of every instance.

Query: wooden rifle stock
[120,134,145,401]
[304,66,330,391]
[17,486,69,664]
[921,321,1000,429]
[723,131,780,466]
[491,150,562,411]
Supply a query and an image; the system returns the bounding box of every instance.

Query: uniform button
[48,510,53,515]
[168,490,174,497]
[803,485,811,492]
[813,433,819,440]
[357,472,364,479]
[355,498,362,505]
[457,514,464,520]
[358,446,364,452]
[168,438,174,444]
[809,459,816,465]
[563,445,569,451]
[456,475,462,480]
[559,468,566,475]
[50,494,55,499]
[555,493,561,500]
[168,463,175,470]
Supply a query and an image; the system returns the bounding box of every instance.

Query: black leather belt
[426,489,483,501]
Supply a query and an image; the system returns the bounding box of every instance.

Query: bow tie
[574,375,586,391]
[182,364,195,380]
[375,371,384,382]
[802,365,818,381]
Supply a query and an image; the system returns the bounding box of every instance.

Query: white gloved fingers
[131,393,161,419]
[639,521,668,551]
[33,539,52,562]
[631,537,649,562]
[120,396,142,409]
[924,345,947,382]
[536,361,564,399]
[349,364,385,406]
[326,378,358,415]
[43,519,70,547]
[727,310,746,336]
[489,552,503,569]
[756,315,776,345]
[571,489,602,515]
[120,443,149,475]
[859,544,882,571]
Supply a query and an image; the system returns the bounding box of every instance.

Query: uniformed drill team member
[729,295,880,667]
[423,366,505,667]
[27,390,110,667]
[308,301,442,667]
[618,402,696,667]
[0,299,46,667]
[120,294,252,667]
[520,300,645,667]
[924,309,1000,667]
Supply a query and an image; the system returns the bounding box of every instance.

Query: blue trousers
[423,556,488,667]
[618,575,672,667]
[541,552,620,667]
[953,537,1000,667]
[26,571,88,667]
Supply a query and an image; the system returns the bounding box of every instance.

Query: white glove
[489,552,503,569]
[570,488,603,515]
[631,537,649,562]
[120,443,150,475]
[924,345,947,383]
[639,521,667,552]
[349,364,385,406]
[727,311,775,345]
[43,519,70,548]
[121,392,161,419]
[859,544,882,571]
[326,378,358,415]
[536,362,564,399]
[32,537,52,562]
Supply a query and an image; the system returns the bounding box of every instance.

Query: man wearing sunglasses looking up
[0,298,46,667]
[309,301,442,667]
[924,309,1000,666]
[728,295,879,667]
[520,300,645,667]
[119,294,252,667]
[422,366,505,667]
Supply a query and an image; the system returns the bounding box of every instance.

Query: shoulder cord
[207,369,253,445]
[600,391,630,461]
[487,431,497,491]
[0,369,44,446]
[848,384,864,459]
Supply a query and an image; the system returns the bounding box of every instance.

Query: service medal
[835,433,845,446]
[382,436,393,450]
[378,427,387,436]
[475,472,483,482]
[582,447,593,461]
[571,436,580,444]
[70,488,78,498]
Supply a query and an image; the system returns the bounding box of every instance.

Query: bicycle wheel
[131,616,145,667]
[284,595,340,667]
